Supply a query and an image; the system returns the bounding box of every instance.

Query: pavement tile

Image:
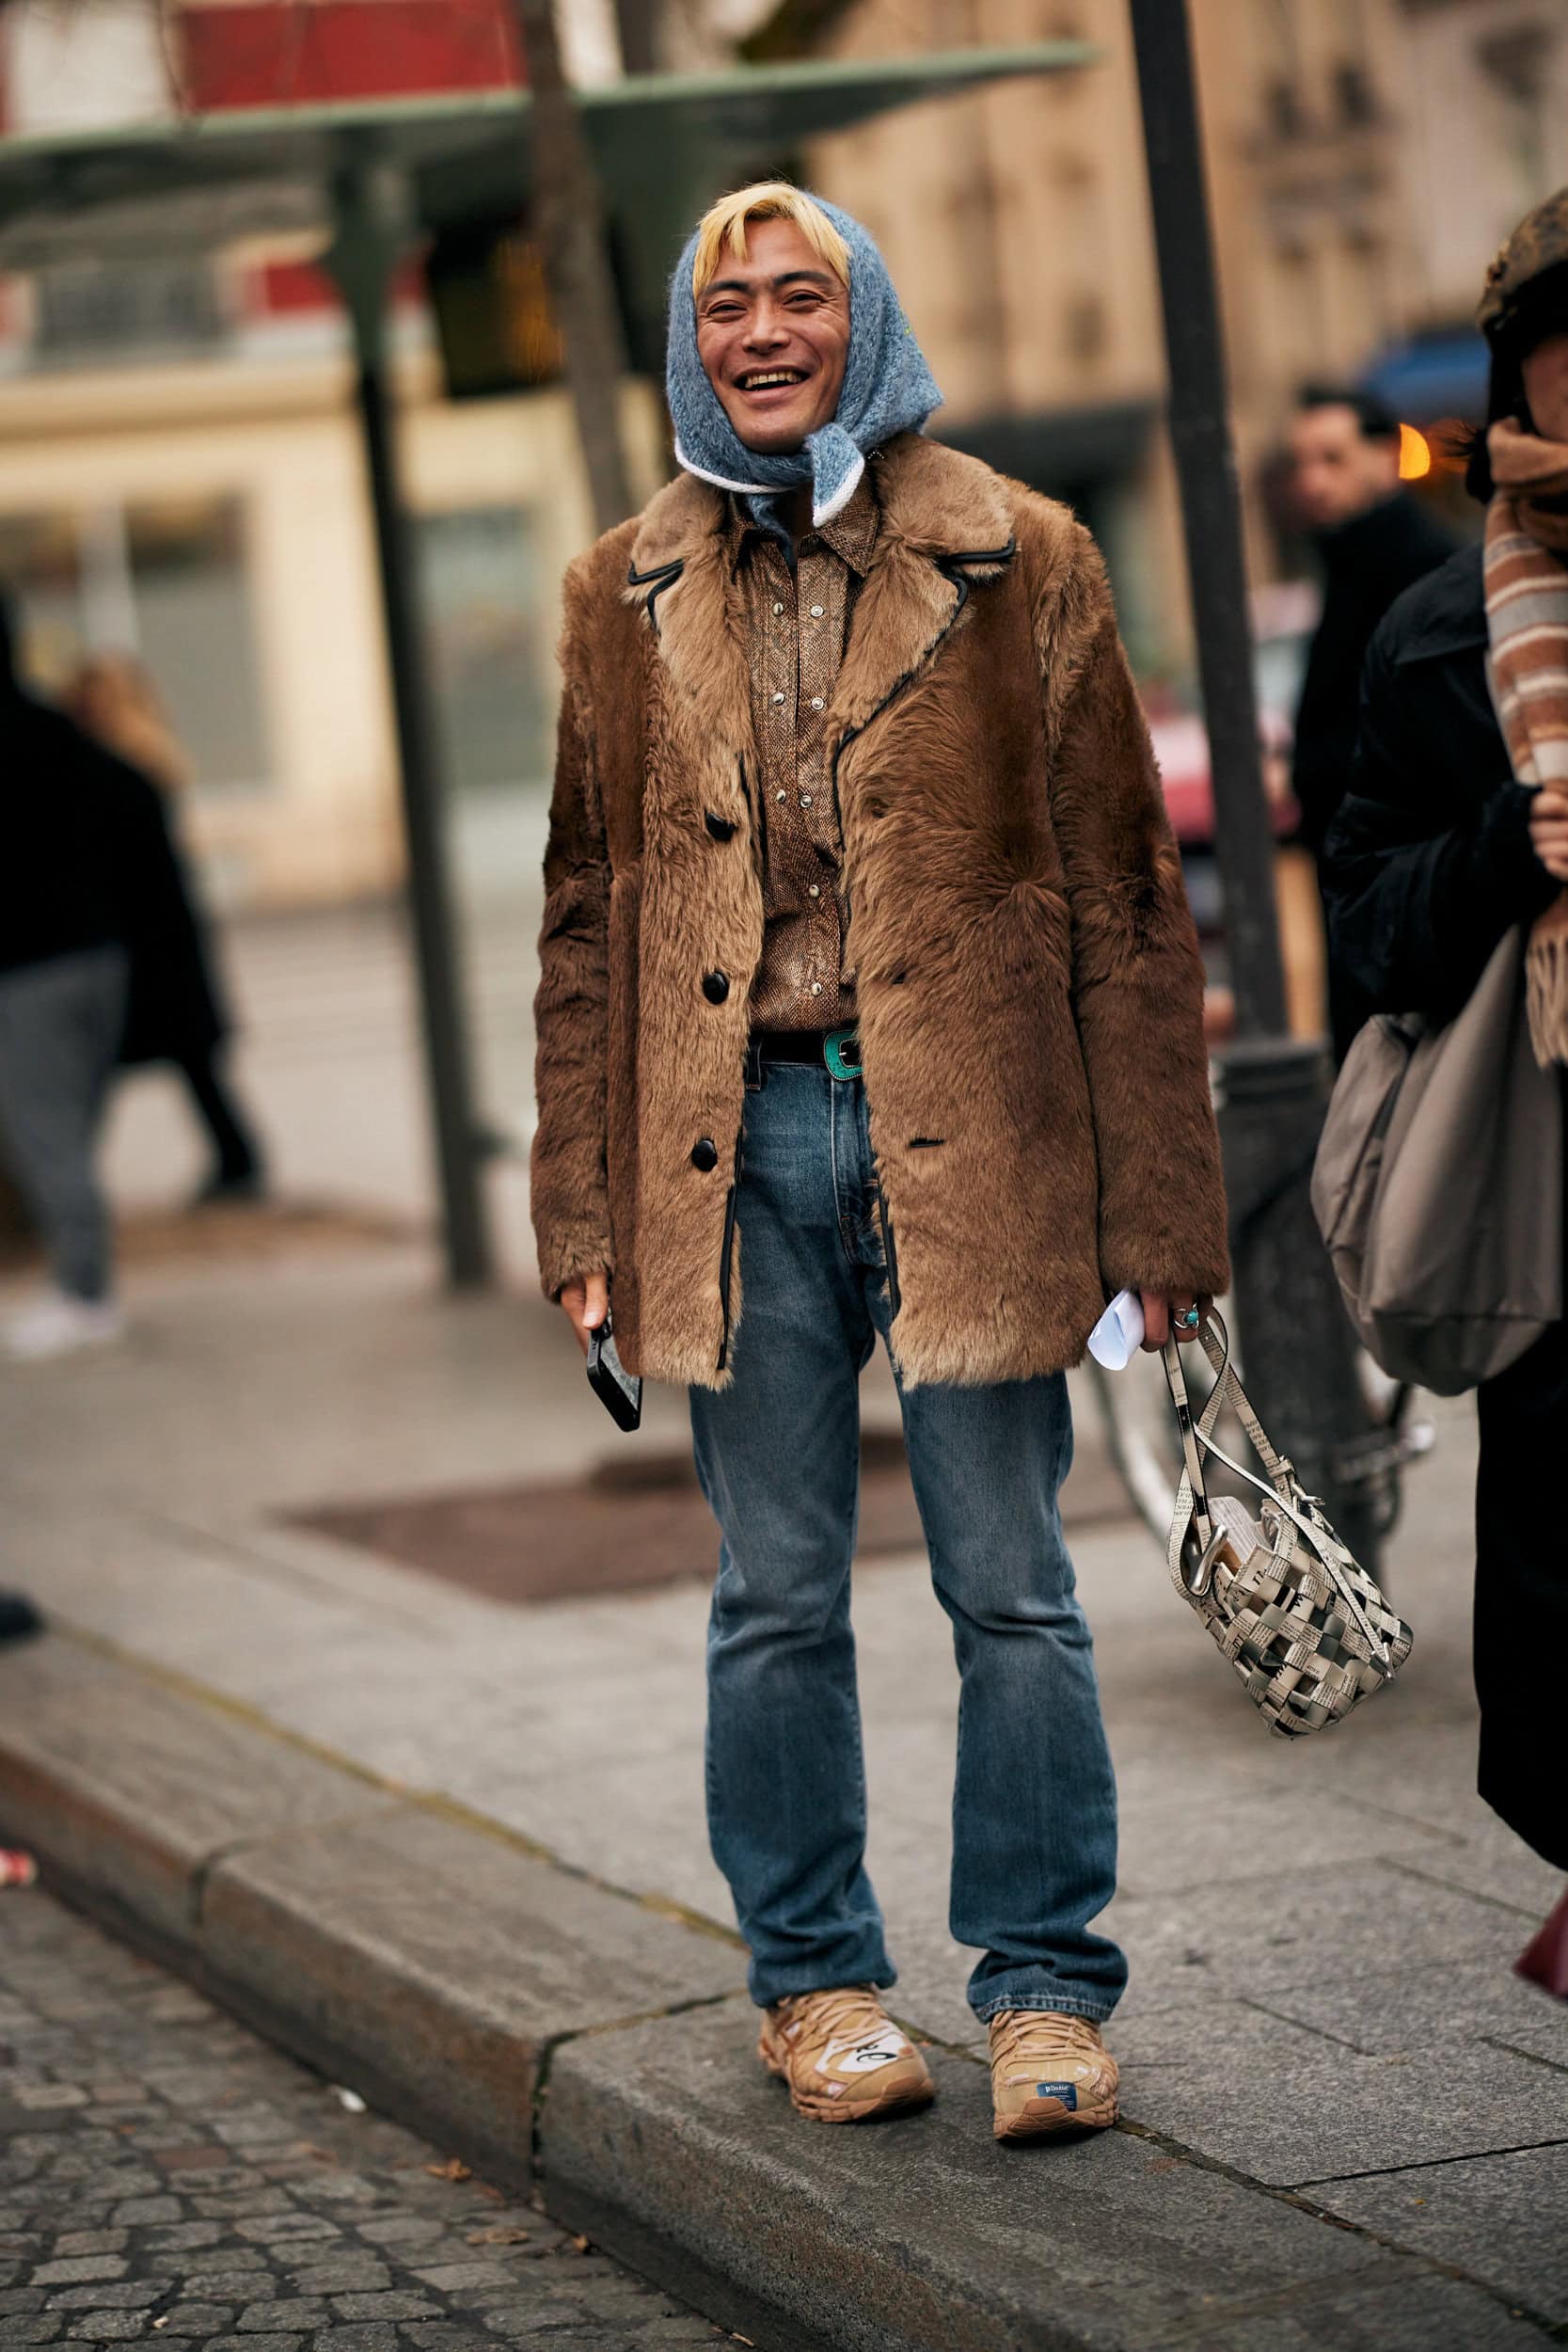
[1243,1956,1568,2071]
[1124,1996,1568,2186]
[1307,2143,1568,2320]
[1108,1856,1529,1993]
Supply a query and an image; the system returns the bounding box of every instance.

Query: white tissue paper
[1087,1289,1145,1372]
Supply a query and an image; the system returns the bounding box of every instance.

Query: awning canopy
[1361,328,1489,424]
[0,42,1095,267]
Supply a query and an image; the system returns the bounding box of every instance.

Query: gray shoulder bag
[1163,1313,1413,1739]
[1310,925,1562,1394]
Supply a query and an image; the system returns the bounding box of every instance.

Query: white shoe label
[825,2034,911,2074]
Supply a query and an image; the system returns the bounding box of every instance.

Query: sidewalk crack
[1117,2114,1565,2338]
[529,1991,747,2170]
[1294,2133,1568,2187]
[1383,1856,1543,1920]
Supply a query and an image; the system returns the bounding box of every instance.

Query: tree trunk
[512,0,637,536]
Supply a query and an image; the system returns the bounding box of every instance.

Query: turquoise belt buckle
[823,1024,863,1080]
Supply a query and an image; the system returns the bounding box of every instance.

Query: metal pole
[325,164,493,1290]
[1128,0,1380,1564]
[513,0,637,535]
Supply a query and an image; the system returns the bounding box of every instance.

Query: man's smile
[735,367,811,393]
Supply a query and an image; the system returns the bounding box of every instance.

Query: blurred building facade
[0,0,649,909]
[0,0,1563,909]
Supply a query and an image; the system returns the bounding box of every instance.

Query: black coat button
[705,812,736,841]
[690,1137,720,1171]
[702,970,730,1004]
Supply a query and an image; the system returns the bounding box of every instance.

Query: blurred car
[1148,584,1317,840]
[1142,581,1323,1036]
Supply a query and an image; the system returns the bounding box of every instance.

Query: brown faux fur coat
[531,432,1228,1390]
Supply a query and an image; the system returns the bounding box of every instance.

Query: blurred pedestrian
[1324,188,1568,1897]
[68,653,265,1205]
[532,184,1228,2138]
[0,597,134,1359]
[1290,386,1458,1058]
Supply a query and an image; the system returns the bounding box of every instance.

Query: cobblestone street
[0,1886,751,2351]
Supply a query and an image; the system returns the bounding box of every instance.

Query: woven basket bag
[1162,1313,1413,1738]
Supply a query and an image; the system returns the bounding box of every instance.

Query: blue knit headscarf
[666,192,942,535]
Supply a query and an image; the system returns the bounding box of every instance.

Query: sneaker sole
[760,2044,936,2125]
[993,2091,1117,2143]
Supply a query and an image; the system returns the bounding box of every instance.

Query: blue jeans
[689,1058,1126,2024]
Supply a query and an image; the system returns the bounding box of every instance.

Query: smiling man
[531,185,1228,2145]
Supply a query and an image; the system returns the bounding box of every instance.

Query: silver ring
[1178,1306,1200,1329]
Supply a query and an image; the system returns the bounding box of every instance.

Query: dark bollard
[1215,1037,1383,1573]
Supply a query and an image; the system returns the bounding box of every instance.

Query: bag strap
[1161,1311,1394,1669]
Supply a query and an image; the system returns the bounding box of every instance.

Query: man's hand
[1139,1291,1209,1353]
[559,1269,610,1356]
[1529,788,1568,884]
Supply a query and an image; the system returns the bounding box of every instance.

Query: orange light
[1398,421,1432,481]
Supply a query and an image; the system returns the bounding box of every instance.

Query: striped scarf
[1484,418,1568,1065]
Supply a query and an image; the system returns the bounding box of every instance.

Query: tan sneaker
[758,1986,935,2123]
[989,2010,1118,2142]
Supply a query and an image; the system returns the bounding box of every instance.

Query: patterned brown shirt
[726,472,879,1032]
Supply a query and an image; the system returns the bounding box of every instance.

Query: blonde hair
[68,652,190,794]
[691,182,851,298]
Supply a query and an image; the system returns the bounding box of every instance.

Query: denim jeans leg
[890,1361,1126,2022]
[689,1065,894,2009]
[837,1053,1121,2026]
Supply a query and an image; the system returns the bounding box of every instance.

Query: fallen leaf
[467,2226,531,2246]
[571,2233,591,2253]
[424,2157,472,2182]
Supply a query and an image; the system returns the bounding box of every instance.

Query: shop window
[127,499,270,790]
[33,258,226,366]
[0,496,270,791]
[417,503,549,791]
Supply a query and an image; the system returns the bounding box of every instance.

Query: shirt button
[800,794,814,807]
[775,788,786,802]
[810,605,825,618]
[690,1137,719,1171]
[810,696,824,710]
[811,982,824,995]
[772,601,784,615]
[808,883,821,898]
[702,970,730,1004]
[772,691,785,705]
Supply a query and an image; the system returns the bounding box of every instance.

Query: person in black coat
[1323,212,1568,1887]
[69,655,264,1204]
[1289,387,1459,1057]
[0,596,236,1359]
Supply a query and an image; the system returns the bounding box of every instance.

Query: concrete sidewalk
[1,1240,1564,2350]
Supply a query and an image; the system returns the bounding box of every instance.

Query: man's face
[1523,326,1568,445]
[694,215,850,455]
[1289,404,1400,530]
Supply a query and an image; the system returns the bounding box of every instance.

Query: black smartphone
[586,1315,642,1433]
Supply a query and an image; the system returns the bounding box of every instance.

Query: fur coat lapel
[626,433,1018,760]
